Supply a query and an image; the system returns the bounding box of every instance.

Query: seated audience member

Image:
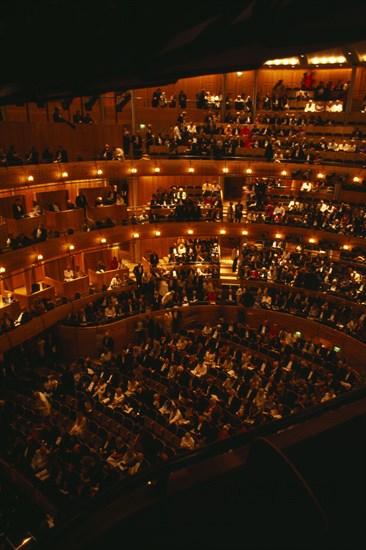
[30,200,43,216]
[112,147,125,161]
[74,266,84,278]
[54,145,68,163]
[41,146,53,163]
[48,201,62,212]
[108,275,123,290]
[33,390,52,417]
[6,145,23,165]
[64,266,75,282]
[96,260,106,272]
[25,146,39,165]
[32,223,48,242]
[180,431,196,451]
[69,413,88,439]
[100,144,113,160]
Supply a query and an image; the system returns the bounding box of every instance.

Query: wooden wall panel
[257,67,352,99]
[353,66,366,102]
[0,195,26,219]
[226,71,256,99]
[36,190,69,211]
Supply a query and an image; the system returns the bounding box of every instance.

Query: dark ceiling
[1,0,366,105]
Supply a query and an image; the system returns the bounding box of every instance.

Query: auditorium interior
[1,2,366,549]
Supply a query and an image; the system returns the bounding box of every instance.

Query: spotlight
[61,97,73,110]
[115,91,131,112]
[69,244,75,251]
[242,230,248,235]
[155,230,161,236]
[84,95,99,111]
[27,175,34,182]
[0,266,6,274]
[154,167,161,173]
[220,229,226,234]
[188,229,193,234]
[130,167,137,174]
[100,238,107,244]
[62,171,68,178]
[37,254,43,261]
[97,169,103,175]
[188,167,195,173]
[133,232,140,238]
[246,168,252,174]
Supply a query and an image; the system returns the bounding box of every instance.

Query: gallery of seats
[1,52,366,550]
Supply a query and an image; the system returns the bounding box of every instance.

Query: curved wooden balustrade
[0,158,358,191]
[1,221,365,279]
[54,305,366,376]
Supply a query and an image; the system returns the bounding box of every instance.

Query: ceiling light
[100,238,107,244]
[27,175,34,182]
[154,167,161,173]
[133,232,139,238]
[62,171,68,178]
[97,169,103,175]
[188,167,195,173]
[69,244,75,251]
[155,230,161,236]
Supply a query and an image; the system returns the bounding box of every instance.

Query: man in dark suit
[149,251,159,268]
[101,331,114,353]
[133,262,144,288]
[225,389,242,415]
[15,307,31,325]
[75,191,88,212]
[54,145,68,163]
[12,198,26,219]
[32,223,47,242]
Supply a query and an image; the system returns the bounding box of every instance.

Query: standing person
[234,201,243,223]
[178,90,187,109]
[227,201,234,222]
[120,180,129,206]
[149,251,159,268]
[133,262,144,288]
[75,190,88,214]
[231,246,239,273]
[12,198,26,219]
